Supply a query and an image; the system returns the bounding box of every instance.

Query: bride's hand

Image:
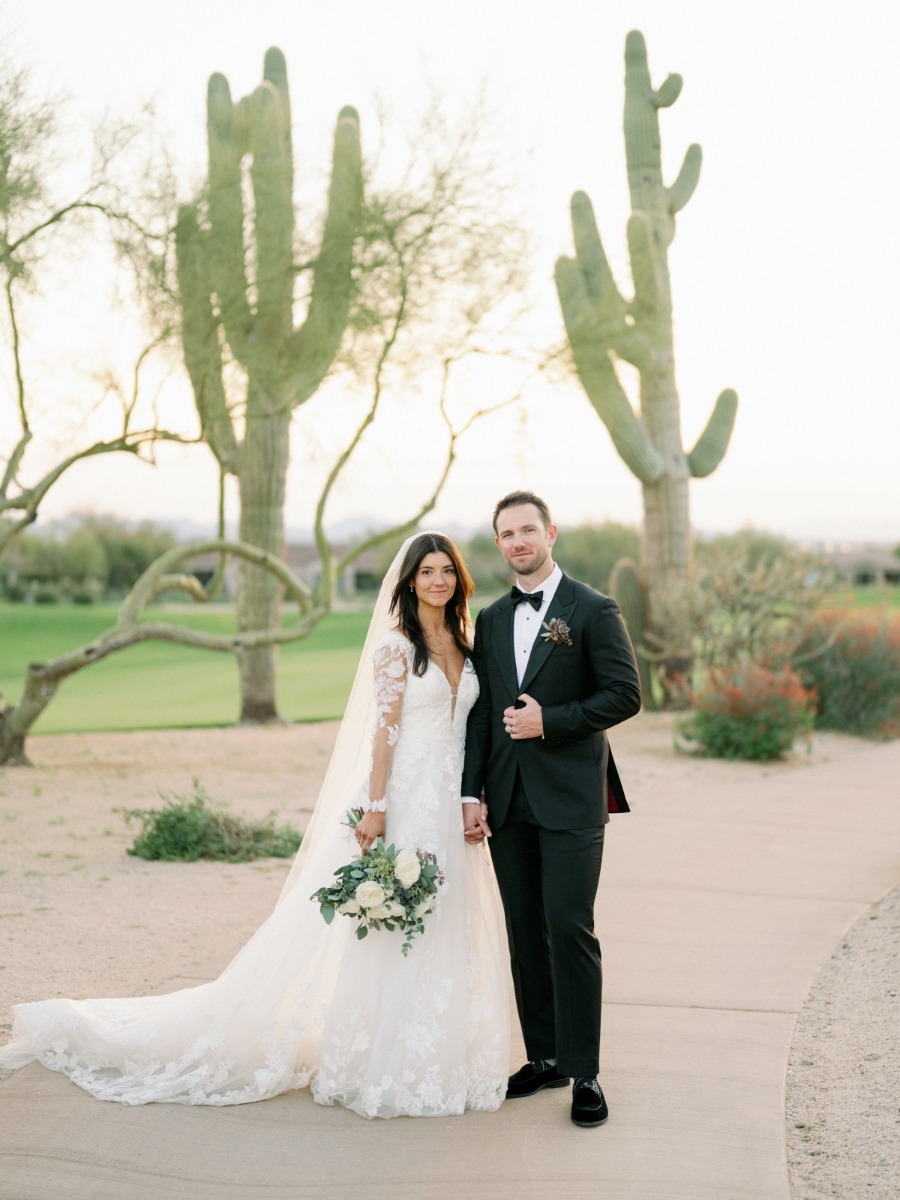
[356,811,386,853]
[463,801,491,843]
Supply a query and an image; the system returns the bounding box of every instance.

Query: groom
[462,490,641,1127]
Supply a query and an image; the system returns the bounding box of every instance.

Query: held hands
[463,801,491,844]
[355,810,386,853]
[503,693,543,739]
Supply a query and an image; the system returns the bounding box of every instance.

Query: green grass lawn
[0,603,373,735]
[4,583,895,738]
[847,585,900,611]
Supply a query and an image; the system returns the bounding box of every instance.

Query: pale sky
[4,0,899,544]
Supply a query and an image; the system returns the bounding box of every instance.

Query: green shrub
[554,523,641,593]
[795,609,900,738]
[33,585,60,604]
[124,781,302,862]
[679,661,815,761]
[71,581,103,605]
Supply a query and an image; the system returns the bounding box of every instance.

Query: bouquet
[311,811,444,955]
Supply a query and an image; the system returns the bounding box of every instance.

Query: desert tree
[0,59,191,562]
[0,60,545,762]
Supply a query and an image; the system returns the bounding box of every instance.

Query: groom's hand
[504,694,543,739]
[463,801,491,842]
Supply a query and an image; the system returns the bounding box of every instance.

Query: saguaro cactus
[555,31,737,696]
[176,48,361,722]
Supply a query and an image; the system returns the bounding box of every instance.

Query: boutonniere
[541,618,573,647]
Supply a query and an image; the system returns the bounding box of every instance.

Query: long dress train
[0,629,511,1117]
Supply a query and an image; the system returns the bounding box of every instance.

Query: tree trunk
[0,671,62,765]
[236,402,291,723]
[0,723,32,766]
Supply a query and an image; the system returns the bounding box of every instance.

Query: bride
[0,532,511,1118]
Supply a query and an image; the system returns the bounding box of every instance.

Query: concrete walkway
[1,739,898,1200]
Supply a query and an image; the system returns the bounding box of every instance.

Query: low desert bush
[794,609,900,738]
[645,536,837,712]
[679,661,815,761]
[124,780,302,862]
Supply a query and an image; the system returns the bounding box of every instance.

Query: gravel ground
[786,883,900,1199]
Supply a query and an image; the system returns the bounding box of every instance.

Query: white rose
[355,880,386,909]
[394,850,421,887]
[338,899,361,914]
[384,900,407,919]
[366,903,390,920]
[414,898,435,918]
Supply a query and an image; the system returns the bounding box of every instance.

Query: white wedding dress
[0,622,511,1118]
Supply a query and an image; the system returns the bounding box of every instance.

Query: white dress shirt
[513,563,563,685]
[461,563,562,806]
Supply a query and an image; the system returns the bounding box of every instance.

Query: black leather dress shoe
[571,1077,609,1127]
[506,1059,569,1098]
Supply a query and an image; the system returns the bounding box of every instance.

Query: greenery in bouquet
[311,810,444,955]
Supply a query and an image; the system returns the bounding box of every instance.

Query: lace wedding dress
[0,557,511,1118]
[312,632,509,1117]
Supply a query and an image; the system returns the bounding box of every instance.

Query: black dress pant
[489,772,605,1079]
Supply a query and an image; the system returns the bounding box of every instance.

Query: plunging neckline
[428,657,463,692]
[427,657,465,720]
[391,628,465,717]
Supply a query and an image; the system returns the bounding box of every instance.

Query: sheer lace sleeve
[367,633,411,804]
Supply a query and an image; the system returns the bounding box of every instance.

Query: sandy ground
[0,712,863,1033]
[786,882,899,1200]
[0,722,337,1031]
[0,713,894,1197]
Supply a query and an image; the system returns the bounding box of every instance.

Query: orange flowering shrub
[794,609,900,738]
[679,661,815,761]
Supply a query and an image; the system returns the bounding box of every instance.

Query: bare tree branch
[0,426,190,557]
[0,539,327,765]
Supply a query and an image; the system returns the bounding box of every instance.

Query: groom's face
[494,504,557,578]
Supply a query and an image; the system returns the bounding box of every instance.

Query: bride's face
[413,552,457,611]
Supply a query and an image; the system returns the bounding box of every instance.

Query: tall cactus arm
[687,388,738,477]
[569,196,652,367]
[262,48,292,168]
[250,82,294,347]
[175,204,239,474]
[556,256,665,485]
[571,192,627,316]
[653,74,683,109]
[667,144,702,214]
[206,72,254,364]
[626,212,664,327]
[286,106,362,408]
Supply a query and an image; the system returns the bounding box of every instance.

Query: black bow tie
[510,587,543,610]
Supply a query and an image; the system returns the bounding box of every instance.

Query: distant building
[827,548,900,587]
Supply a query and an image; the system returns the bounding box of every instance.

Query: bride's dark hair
[389,533,475,676]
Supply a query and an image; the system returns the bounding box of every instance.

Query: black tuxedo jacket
[461,573,641,830]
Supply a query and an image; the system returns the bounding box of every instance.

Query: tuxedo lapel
[520,574,577,693]
[489,598,519,701]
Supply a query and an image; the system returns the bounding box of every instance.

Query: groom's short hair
[493,490,553,533]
